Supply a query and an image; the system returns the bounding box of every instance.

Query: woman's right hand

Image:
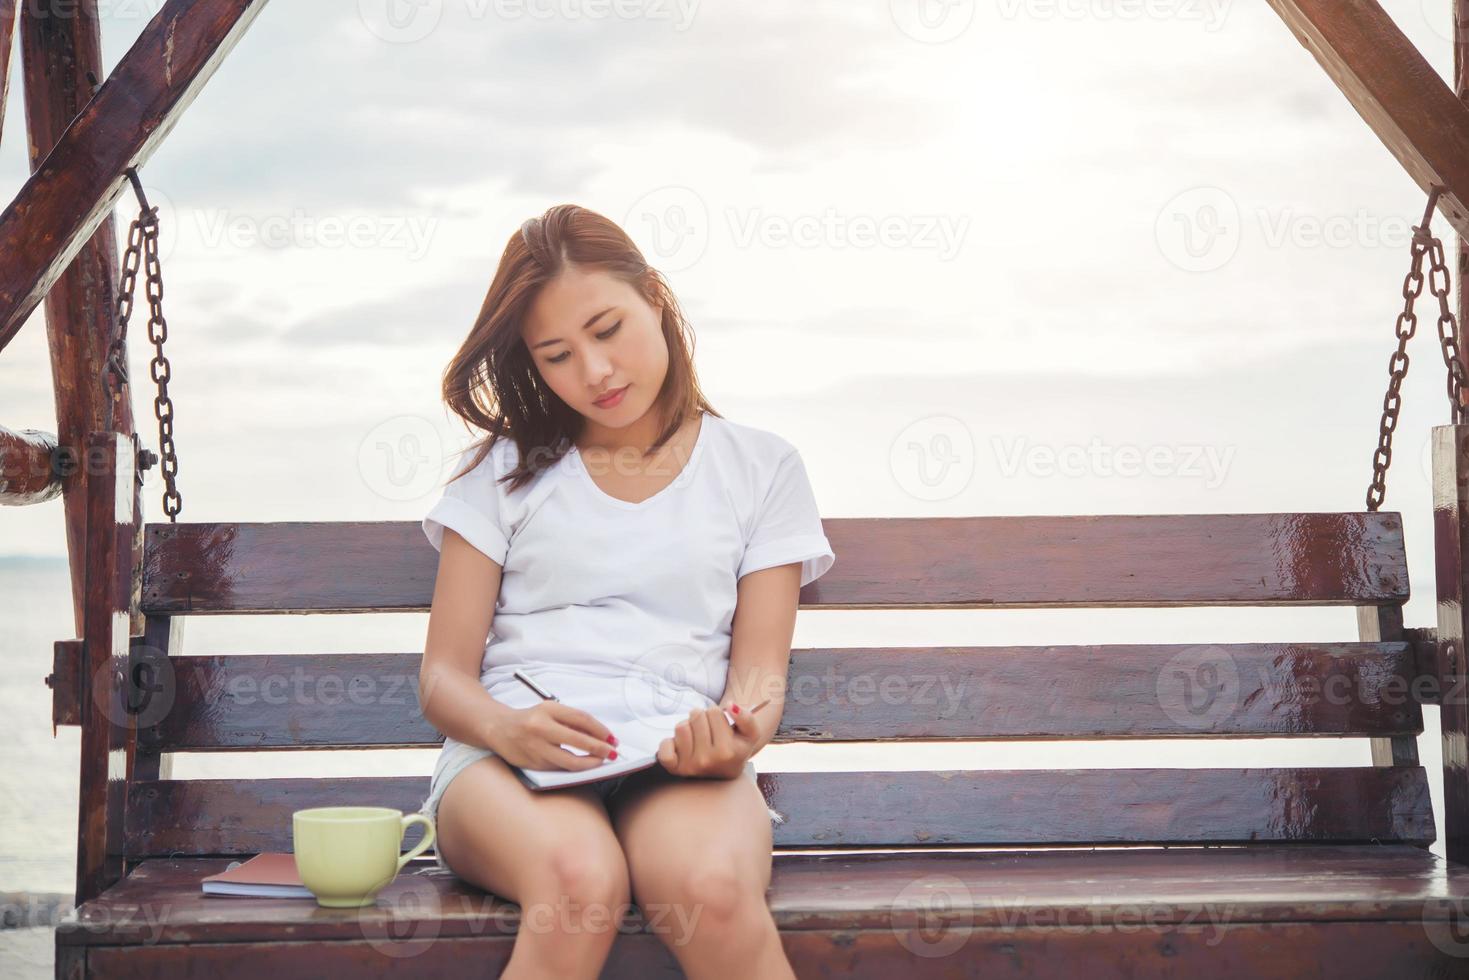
[487,701,621,771]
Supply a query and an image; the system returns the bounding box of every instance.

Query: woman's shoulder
[702,412,798,467]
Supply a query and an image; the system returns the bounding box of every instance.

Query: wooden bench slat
[62,922,1469,978]
[125,767,1433,855]
[146,642,1424,751]
[57,846,1469,947]
[140,512,1408,614]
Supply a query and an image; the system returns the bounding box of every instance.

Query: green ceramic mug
[292,806,437,908]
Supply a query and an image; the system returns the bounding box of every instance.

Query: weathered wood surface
[19,0,133,635]
[123,642,1423,752]
[1265,0,1469,239]
[139,513,1410,613]
[55,848,1469,978]
[1433,424,1469,867]
[0,1,15,149]
[76,432,137,904]
[0,0,271,354]
[124,767,1434,856]
[0,423,60,502]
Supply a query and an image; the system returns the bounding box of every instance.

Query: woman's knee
[638,853,765,928]
[528,842,632,915]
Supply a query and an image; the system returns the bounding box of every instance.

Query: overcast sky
[2,0,1465,607]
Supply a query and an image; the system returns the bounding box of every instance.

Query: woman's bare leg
[608,769,793,980]
[437,755,632,979]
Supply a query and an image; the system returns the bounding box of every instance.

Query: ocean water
[1,555,1448,899]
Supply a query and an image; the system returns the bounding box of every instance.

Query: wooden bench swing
[7,0,1469,977]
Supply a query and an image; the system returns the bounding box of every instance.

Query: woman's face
[521,265,668,428]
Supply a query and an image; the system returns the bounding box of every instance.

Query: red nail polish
[609,750,618,760]
[607,734,618,745]
[731,705,740,714]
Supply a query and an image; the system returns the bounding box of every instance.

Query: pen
[513,669,558,702]
[721,697,771,727]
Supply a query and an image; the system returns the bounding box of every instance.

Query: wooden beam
[0,0,271,355]
[0,1,16,149]
[0,423,61,503]
[76,431,138,903]
[20,0,132,637]
[1431,423,1469,867]
[1456,0,1469,390]
[1265,0,1469,240]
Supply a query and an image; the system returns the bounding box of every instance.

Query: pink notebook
[200,853,312,899]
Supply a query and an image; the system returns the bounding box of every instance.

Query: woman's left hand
[657,703,758,779]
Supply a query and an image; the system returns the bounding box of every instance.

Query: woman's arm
[658,561,803,777]
[418,527,516,751]
[719,561,803,752]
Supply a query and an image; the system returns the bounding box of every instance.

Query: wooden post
[0,1,16,148]
[1358,603,1420,767]
[1457,1,1469,385]
[75,430,138,903]
[19,0,134,637]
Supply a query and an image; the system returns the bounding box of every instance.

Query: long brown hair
[441,204,719,494]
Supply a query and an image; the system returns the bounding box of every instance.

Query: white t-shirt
[421,411,836,746]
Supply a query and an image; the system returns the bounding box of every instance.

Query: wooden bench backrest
[123,512,1432,859]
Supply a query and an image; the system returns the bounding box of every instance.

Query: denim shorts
[418,739,780,875]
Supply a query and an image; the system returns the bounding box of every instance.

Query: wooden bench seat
[51,432,1469,976]
[58,846,1469,976]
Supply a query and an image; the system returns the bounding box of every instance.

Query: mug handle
[397,813,437,873]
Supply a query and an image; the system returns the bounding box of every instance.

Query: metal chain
[105,168,183,521]
[1366,186,1468,512]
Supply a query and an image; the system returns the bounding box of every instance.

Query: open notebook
[511,707,736,792]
